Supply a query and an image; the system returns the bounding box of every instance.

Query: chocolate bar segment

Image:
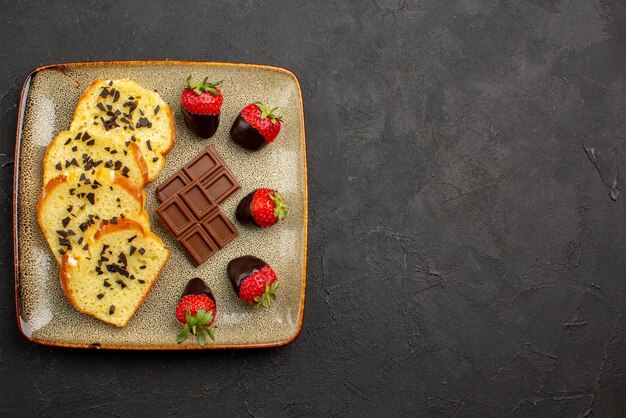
[180,182,216,219]
[201,169,240,204]
[179,226,218,267]
[202,210,238,248]
[156,196,194,236]
[183,148,222,180]
[157,172,191,202]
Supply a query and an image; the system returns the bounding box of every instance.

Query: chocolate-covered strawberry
[181,76,223,139]
[236,188,287,227]
[175,277,216,346]
[230,102,282,150]
[227,256,279,308]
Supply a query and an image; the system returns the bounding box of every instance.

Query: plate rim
[13,60,308,350]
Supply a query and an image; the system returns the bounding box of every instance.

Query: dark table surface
[2,1,626,416]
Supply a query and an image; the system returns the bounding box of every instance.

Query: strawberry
[227,256,279,308]
[236,188,287,228]
[230,102,282,150]
[175,278,217,346]
[180,76,223,138]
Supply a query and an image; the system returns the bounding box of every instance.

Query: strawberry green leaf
[197,328,206,347]
[185,308,192,324]
[206,327,215,341]
[270,191,288,222]
[176,325,190,344]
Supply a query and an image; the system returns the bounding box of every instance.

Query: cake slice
[37,168,148,262]
[60,218,170,327]
[69,79,175,181]
[43,130,148,189]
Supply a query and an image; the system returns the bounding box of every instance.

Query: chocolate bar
[156,146,240,266]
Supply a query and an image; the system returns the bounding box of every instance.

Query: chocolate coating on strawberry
[230,115,266,150]
[236,188,287,228]
[230,103,282,150]
[227,255,267,292]
[181,277,215,300]
[181,109,220,139]
[180,76,223,139]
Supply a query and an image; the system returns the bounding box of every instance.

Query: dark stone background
[1,0,625,416]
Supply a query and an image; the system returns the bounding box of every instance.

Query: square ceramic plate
[13,61,307,349]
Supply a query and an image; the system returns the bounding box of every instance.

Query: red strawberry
[230,102,282,150]
[236,188,287,227]
[180,76,223,138]
[175,278,217,346]
[227,256,279,308]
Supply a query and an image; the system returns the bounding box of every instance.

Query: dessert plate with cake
[13,61,307,349]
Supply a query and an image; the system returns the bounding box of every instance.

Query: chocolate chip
[67,205,73,213]
[58,249,65,255]
[100,88,109,98]
[71,146,78,152]
[138,280,145,284]
[129,246,136,255]
[136,117,152,129]
[139,265,146,270]
[128,235,137,242]
[138,248,145,255]
[62,217,71,228]
[109,305,115,315]
[110,217,118,225]
[86,140,95,146]
[86,193,95,205]
[97,103,106,112]
[146,140,152,151]
[64,138,72,145]
[55,163,62,170]
[113,90,120,103]
[82,244,89,251]
[97,293,104,300]
[103,280,111,287]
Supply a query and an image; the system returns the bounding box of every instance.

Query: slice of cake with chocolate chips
[43,130,149,189]
[60,218,170,327]
[37,168,149,262]
[69,79,175,181]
